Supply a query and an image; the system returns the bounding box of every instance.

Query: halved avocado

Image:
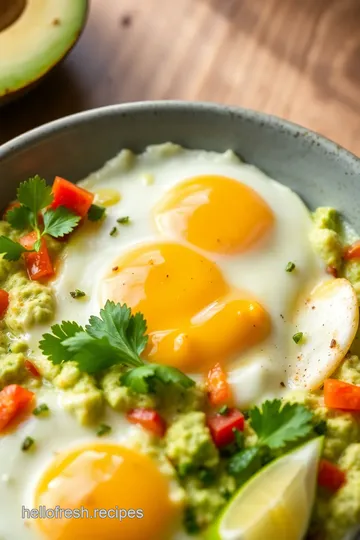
[0,0,88,105]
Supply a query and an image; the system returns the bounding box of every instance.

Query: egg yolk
[101,242,270,372]
[34,443,179,540]
[153,175,274,254]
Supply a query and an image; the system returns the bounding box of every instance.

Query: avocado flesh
[0,0,88,99]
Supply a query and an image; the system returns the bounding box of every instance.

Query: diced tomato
[206,363,232,406]
[0,384,34,431]
[20,231,54,281]
[344,240,360,261]
[324,379,360,411]
[24,360,40,378]
[127,408,166,437]
[318,459,346,492]
[0,289,9,318]
[326,265,338,278]
[3,201,20,220]
[51,177,94,218]
[207,408,245,447]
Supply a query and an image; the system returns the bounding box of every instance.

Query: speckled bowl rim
[1,101,359,171]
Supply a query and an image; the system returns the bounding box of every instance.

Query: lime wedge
[209,437,323,540]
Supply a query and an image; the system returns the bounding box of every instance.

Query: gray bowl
[0,101,359,229]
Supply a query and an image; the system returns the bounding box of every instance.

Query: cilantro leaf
[6,205,33,230]
[250,399,313,450]
[62,333,119,373]
[88,204,106,222]
[121,364,195,393]
[17,176,53,215]
[228,447,261,482]
[39,321,84,365]
[0,236,28,261]
[42,207,81,238]
[85,301,146,366]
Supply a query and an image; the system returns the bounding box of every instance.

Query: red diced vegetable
[344,241,360,261]
[207,408,245,447]
[318,459,346,492]
[20,231,54,281]
[206,363,232,406]
[127,408,166,437]
[326,266,338,278]
[0,384,34,431]
[324,379,360,411]
[0,289,9,318]
[24,360,40,378]
[51,177,94,218]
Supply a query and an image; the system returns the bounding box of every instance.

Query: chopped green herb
[21,436,35,451]
[232,428,245,450]
[0,236,27,261]
[228,447,261,482]
[183,506,200,535]
[314,419,327,436]
[97,424,112,437]
[32,404,49,416]
[39,301,195,393]
[70,289,86,299]
[110,226,118,236]
[88,204,106,222]
[286,261,296,272]
[218,405,229,416]
[198,468,215,486]
[117,216,130,225]
[293,332,303,344]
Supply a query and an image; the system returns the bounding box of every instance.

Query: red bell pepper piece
[318,459,346,492]
[344,240,360,261]
[24,360,41,378]
[207,408,245,447]
[0,384,34,431]
[206,363,232,406]
[51,177,94,218]
[0,289,9,318]
[326,266,338,278]
[127,408,166,437]
[324,379,360,411]
[20,231,54,281]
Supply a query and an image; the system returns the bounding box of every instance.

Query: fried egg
[0,388,184,540]
[27,143,358,403]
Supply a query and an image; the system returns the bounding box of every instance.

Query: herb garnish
[218,405,229,416]
[109,227,118,237]
[293,332,304,344]
[285,261,296,272]
[70,289,86,299]
[32,404,49,416]
[0,177,80,261]
[117,216,130,225]
[21,436,35,451]
[39,301,195,393]
[97,424,112,437]
[228,400,314,480]
[88,204,106,222]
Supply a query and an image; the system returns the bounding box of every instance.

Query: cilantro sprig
[0,176,81,261]
[39,301,195,393]
[228,400,314,481]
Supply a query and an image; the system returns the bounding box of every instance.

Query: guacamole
[1,171,360,540]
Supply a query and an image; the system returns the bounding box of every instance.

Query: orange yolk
[153,175,274,254]
[101,242,270,372]
[34,443,179,540]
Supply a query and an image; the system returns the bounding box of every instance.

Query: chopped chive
[293,332,303,344]
[97,424,112,437]
[110,226,118,237]
[88,204,106,222]
[70,289,86,299]
[218,405,229,416]
[32,403,49,416]
[117,216,130,225]
[21,436,35,451]
[286,261,296,272]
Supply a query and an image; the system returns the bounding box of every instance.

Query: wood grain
[1,0,360,156]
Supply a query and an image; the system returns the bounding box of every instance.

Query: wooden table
[1,0,360,156]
